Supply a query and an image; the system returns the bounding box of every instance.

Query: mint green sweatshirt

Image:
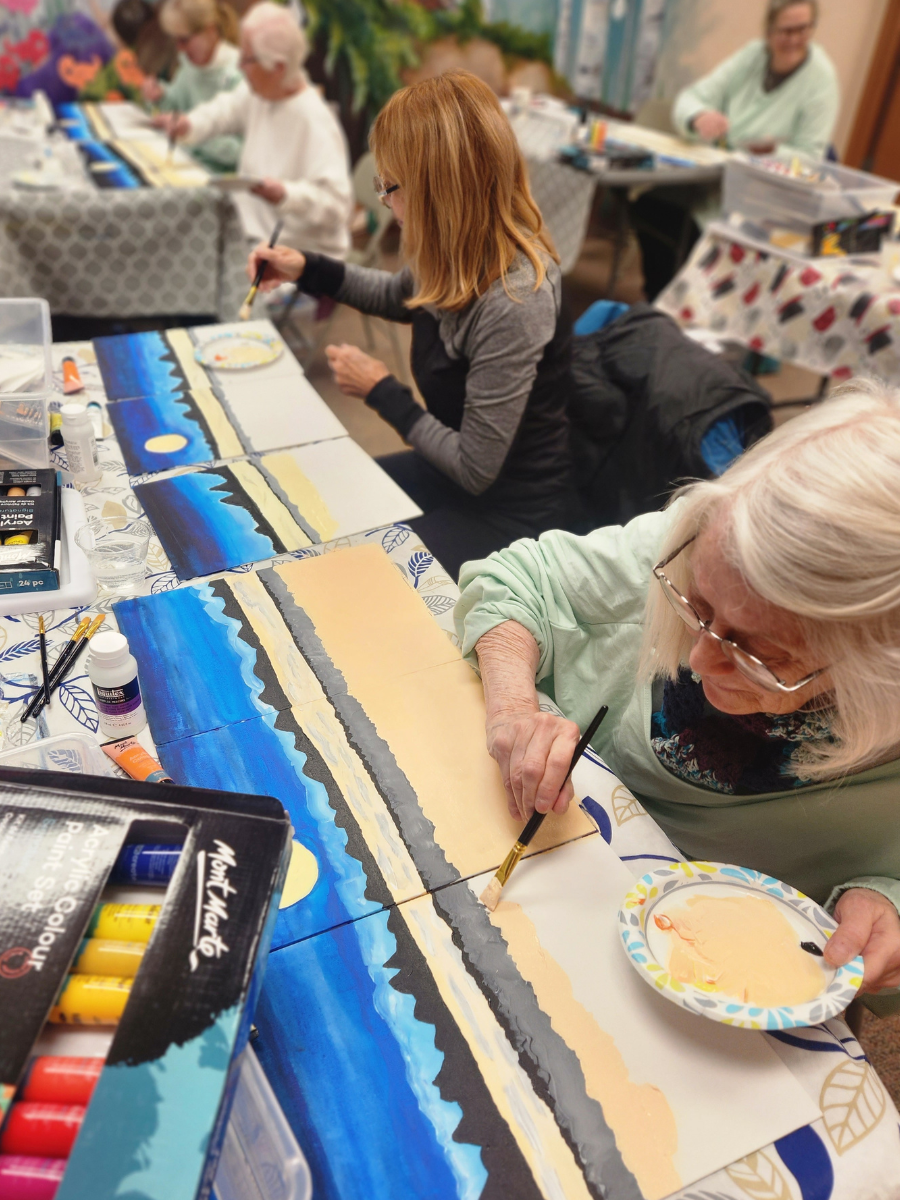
[455,510,900,1014]
[159,40,243,171]
[673,39,839,158]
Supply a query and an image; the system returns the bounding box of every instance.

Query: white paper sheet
[222,373,347,452]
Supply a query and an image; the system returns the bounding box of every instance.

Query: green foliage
[306,0,429,113]
[430,0,552,64]
[309,0,551,117]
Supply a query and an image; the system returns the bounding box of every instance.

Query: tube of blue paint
[109,844,182,886]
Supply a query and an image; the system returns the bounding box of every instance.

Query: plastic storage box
[0,732,113,775]
[0,298,52,468]
[723,157,899,239]
[213,1045,313,1200]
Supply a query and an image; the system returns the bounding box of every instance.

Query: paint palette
[619,862,864,1029]
[194,331,284,371]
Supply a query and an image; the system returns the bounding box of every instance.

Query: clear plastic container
[0,731,113,776]
[212,1046,312,1200]
[0,298,52,469]
[723,157,899,237]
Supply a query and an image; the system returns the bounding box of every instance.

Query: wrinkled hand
[246,243,306,291]
[486,708,580,821]
[251,177,286,205]
[141,77,163,104]
[825,888,900,993]
[325,344,390,399]
[152,111,190,139]
[692,109,730,142]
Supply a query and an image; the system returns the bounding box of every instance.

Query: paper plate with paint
[194,331,284,371]
[618,862,863,1030]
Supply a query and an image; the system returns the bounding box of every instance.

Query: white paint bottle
[87,630,147,738]
[60,403,102,484]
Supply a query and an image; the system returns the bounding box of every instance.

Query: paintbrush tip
[238,302,252,321]
[479,876,503,912]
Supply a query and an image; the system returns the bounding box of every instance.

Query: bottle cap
[90,631,129,660]
[60,403,90,421]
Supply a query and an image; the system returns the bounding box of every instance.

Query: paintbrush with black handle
[240,219,284,320]
[481,703,609,912]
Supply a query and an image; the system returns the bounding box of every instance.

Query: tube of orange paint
[101,737,172,784]
[61,357,84,395]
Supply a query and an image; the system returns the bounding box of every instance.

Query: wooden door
[845,0,900,180]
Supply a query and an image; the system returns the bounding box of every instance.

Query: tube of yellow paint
[86,903,160,944]
[72,938,146,978]
[101,737,172,784]
[49,975,132,1024]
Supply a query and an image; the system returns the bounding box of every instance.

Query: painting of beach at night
[94,320,303,404]
[114,544,820,1200]
[132,442,420,577]
[94,321,346,475]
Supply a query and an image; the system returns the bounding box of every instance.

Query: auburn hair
[369,70,558,312]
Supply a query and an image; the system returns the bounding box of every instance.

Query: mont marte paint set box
[0,764,291,1200]
[0,469,60,594]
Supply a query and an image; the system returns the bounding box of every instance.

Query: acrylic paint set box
[0,468,60,595]
[0,765,292,1200]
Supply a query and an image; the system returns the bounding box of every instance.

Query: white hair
[241,1,307,82]
[640,380,900,781]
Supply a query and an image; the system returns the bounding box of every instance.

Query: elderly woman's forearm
[475,621,541,718]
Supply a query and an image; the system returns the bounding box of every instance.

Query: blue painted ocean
[107,393,216,475]
[116,580,486,1199]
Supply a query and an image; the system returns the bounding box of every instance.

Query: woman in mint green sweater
[455,384,900,1013]
[638,0,839,297]
[141,0,243,171]
[673,0,839,158]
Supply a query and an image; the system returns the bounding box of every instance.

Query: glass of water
[74,518,152,596]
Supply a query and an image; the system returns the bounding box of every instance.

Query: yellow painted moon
[144,434,189,454]
[279,839,319,908]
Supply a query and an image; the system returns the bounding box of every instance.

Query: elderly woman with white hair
[162,1,351,258]
[455,385,900,1013]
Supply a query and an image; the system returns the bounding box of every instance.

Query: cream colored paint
[653,0,889,154]
[262,451,340,542]
[658,893,825,1006]
[144,434,189,454]
[279,839,319,907]
[228,459,311,551]
[492,898,681,1199]
[274,547,595,877]
[167,330,221,393]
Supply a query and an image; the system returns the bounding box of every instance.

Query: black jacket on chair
[567,304,772,530]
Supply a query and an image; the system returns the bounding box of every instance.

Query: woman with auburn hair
[455,384,900,1015]
[248,69,573,578]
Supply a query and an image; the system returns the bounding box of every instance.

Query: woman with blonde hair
[248,69,573,577]
[455,384,900,1013]
[143,0,242,170]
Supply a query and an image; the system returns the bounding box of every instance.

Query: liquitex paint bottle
[87,630,147,738]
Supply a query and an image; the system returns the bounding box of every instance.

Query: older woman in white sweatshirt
[161,2,351,258]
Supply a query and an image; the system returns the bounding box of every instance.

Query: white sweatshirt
[185,78,352,259]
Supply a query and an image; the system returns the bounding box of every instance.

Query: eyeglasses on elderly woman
[653,537,830,694]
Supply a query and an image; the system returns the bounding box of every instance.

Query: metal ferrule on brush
[495,840,527,887]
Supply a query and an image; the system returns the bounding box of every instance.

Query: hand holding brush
[240,219,284,320]
[481,703,608,912]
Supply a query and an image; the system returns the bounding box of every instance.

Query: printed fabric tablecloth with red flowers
[657,222,900,385]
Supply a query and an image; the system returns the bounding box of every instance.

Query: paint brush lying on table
[481,703,609,912]
[21,614,104,722]
[240,219,284,321]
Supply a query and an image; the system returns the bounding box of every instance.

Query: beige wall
[651,0,889,155]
